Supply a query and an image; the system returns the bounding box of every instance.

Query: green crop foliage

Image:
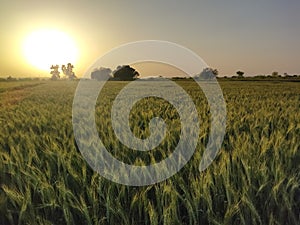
[0,80,299,225]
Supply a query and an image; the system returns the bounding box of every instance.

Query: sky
[0,0,299,77]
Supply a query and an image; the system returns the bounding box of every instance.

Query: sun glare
[23,29,79,71]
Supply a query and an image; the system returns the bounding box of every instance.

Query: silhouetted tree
[198,67,218,79]
[91,67,112,80]
[62,63,77,79]
[212,69,219,76]
[50,65,60,80]
[272,71,279,77]
[113,65,139,81]
[236,71,244,78]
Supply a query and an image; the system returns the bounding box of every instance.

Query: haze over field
[1,0,300,77]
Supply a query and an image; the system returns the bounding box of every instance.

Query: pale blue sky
[1,0,299,77]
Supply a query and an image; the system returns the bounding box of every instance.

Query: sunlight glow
[23,29,79,71]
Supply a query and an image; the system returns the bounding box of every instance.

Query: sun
[23,29,79,71]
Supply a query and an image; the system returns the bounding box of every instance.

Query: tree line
[90,65,300,81]
[91,65,139,81]
[1,66,299,81]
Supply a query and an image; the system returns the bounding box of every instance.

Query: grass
[0,80,299,225]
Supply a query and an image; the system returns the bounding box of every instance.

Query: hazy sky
[1,0,299,77]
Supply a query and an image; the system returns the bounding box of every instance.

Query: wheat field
[0,80,299,225]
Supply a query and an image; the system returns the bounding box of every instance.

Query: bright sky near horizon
[0,0,299,77]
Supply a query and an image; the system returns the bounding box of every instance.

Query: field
[0,80,299,225]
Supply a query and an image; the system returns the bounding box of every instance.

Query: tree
[212,69,219,76]
[198,67,218,80]
[113,65,139,81]
[272,71,279,77]
[91,67,112,80]
[62,63,77,80]
[236,71,244,78]
[50,65,60,80]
